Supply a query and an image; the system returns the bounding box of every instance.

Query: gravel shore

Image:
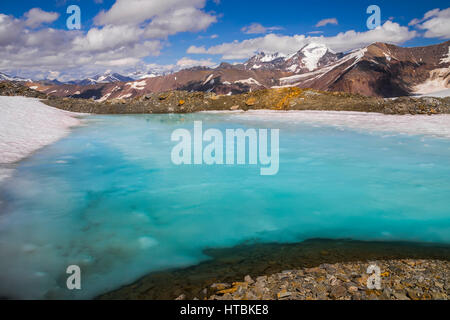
[2,82,449,116]
[201,260,449,301]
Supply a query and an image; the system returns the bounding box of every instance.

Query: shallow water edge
[98,238,450,300]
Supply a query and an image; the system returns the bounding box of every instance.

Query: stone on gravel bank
[201,260,449,301]
[2,82,449,115]
[44,88,450,115]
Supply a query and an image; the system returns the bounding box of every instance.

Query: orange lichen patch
[159,92,171,100]
[217,287,238,295]
[178,100,185,106]
[245,97,257,106]
[232,282,249,288]
[275,87,304,110]
[217,282,249,295]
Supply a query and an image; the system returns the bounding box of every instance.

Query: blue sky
[0,0,449,80]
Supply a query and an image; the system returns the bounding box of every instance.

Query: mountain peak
[68,72,134,86]
[244,51,287,70]
[298,43,332,71]
[302,42,327,49]
[0,72,32,82]
[282,42,339,73]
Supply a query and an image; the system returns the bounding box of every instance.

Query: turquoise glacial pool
[0,112,449,299]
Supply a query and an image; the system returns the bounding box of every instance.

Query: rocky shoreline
[99,240,450,301]
[42,88,450,116]
[2,81,450,115]
[201,260,449,301]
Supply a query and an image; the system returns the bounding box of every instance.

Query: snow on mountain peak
[259,52,286,63]
[440,46,450,64]
[0,72,32,82]
[300,43,332,71]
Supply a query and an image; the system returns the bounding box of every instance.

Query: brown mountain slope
[25,41,450,99]
[280,41,450,97]
[26,66,291,100]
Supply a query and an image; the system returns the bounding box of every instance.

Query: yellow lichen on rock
[245,97,257,106]
[217,287,238,295]
[275,88,304,110]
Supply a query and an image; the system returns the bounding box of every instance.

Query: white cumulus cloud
[176,57,216,68]
[0,0,217,80]
[411,8,450,39]
[241,23,283,34]
[188,21,417,60]
[24,8,59,28]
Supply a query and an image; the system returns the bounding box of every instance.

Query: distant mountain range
[0,72,32,82]
[67,71,135,86]
[7,40,450,100]
[244,43,345,74]
[0,70,151,86]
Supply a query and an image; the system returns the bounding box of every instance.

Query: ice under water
[0,111,449,299]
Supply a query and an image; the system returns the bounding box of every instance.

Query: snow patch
[287,64,298,73]
[414,88,450,98]
[126,80,147,90]
[413,68,450,95]
[234,78,262,86]
[0,96,83,182]
[117,93,132,99]
[203,74,214,85]
[260,52,286,63]
[207,110,450,139]
[440,46,450,64]
[301,43,329,71]
[97,92,112,102]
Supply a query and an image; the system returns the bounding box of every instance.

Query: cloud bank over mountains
[0,1,449,81]
[0,0,217,81]
[409,8,450,39]
[188,21,417,60]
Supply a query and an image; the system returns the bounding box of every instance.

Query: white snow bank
[0,96,83,181]
[234,78,262,86]
[413,67,449,96]
[204,110,450,139]
[414,88,450,98]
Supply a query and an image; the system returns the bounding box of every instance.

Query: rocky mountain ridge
[10,40,450,100]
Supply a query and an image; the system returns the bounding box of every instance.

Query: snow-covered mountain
[20,41,450,99]
[284,43,343,73]
[279,41,450,97]
[244,52,287,70]
[0,72,32,82]
[69,71,134,85]
[244,43,342,74]
[127,70,162,80]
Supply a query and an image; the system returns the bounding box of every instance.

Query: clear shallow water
[0,112,450,299]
